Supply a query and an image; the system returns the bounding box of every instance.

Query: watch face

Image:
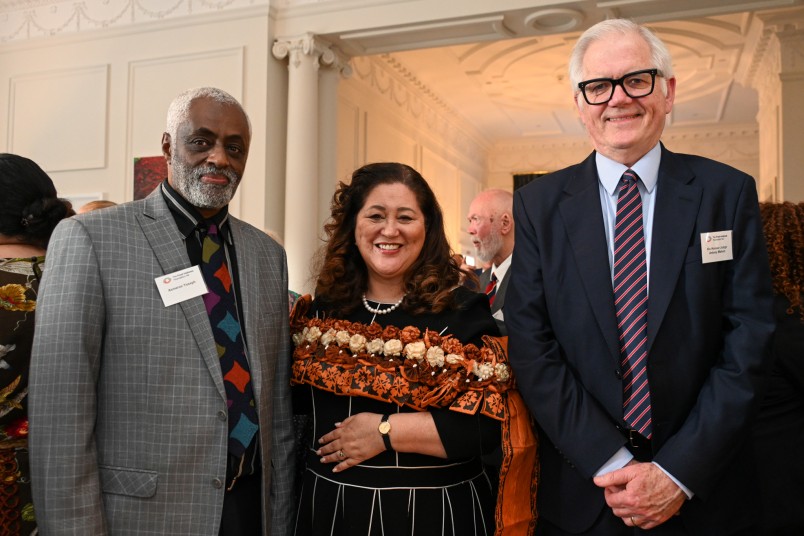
[379,421,391,434]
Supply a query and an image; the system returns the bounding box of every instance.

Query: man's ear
[500,212,514,235]
[161,132,172,163]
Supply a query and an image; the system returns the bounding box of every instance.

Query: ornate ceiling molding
[741,6,804,87]
[0,0,269,43]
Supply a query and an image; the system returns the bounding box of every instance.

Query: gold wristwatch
[379,414,393,451]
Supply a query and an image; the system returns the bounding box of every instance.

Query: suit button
[212,478,223,489]
[217,410,227,421]
[615,369,623,379]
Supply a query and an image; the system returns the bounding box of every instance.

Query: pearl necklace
[362,293,405,315]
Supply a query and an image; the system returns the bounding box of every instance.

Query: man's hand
[593,461,685,530]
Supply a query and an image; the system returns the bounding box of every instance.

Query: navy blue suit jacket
[505,146,774,534]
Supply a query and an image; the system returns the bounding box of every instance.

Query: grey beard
[475,230,503,264]
[170,158,241,210]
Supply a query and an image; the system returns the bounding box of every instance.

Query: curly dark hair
[314,162,466,316]
[760,201,804,320]
[0,153,74,249]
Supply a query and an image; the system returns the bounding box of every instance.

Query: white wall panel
[9,65,109,172]
[365,111,417,167]
[421,146,459,251]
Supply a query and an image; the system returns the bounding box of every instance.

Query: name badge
[155,266,208,307]
[700,231,733,264]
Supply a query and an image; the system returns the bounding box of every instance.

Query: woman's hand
[317,411,447,472]
[317,413,386,472]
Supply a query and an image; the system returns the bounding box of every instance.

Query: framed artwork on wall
[134,156,167,200]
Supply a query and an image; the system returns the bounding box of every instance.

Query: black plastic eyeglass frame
[577,68,662,105]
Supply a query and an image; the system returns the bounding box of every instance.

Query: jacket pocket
[99,464,158,498]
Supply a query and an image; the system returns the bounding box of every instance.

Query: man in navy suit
[506,19,774,535]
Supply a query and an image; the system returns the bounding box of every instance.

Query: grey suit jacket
[29,189,295,535]
[479,267,510,335]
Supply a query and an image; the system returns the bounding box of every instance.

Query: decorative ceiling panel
[0,0,269,42]
[387,12,766,140]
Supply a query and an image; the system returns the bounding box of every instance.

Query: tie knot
[200,221,219,238]
[621,169,639,188]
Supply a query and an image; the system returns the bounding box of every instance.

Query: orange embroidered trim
[290,296,513,421]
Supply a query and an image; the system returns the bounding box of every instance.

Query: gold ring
[337,450,345,459]
[631,516,639,528]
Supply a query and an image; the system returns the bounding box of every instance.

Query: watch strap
[379,414,393,451]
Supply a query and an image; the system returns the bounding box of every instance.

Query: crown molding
[0,1,270,45]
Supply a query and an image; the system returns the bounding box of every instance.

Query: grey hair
[165,87,251,143]
[568,19,674,96]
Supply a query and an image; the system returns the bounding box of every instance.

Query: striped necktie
[613,170,652,439]
[485,272,498,306]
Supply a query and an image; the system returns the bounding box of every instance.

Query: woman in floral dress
[0,154,73,534]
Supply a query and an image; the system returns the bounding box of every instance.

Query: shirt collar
[491,253,513,281]
[596,143,661,196]
[160,180,232,244]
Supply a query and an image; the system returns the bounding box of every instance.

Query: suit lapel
[229,220,263,402]
[136,190,226,400]
[493,269,511,312]
[647,147,702,351]
[559,153,621,364]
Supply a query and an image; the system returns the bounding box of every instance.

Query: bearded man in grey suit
[467,189,514,335]
[29,87,294,535]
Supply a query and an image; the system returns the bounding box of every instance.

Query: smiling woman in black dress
[290,162,519,536]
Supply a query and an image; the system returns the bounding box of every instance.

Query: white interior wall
[0,7,282,229]
[336,55,489,256]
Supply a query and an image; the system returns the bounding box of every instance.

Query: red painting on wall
[134,156,167,200]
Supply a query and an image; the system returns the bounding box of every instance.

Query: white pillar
[748,11,804,202]
[318,52,352,235]
[273,34,330,295]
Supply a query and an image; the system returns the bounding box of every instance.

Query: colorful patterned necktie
[200,222,258,455]
[613,170,652,439]
[485,272,498,306]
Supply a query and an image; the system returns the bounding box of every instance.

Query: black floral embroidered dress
[292,287,502,536]
[0,256,43,535]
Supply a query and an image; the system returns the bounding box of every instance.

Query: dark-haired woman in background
[0,153,74,534]
[754,201,804,535]
[290,162,534,535]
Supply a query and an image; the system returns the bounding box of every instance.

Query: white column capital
[743,9,804,87]
[273,33,352,77]
[272,33,331,69]
[322,47,353,79]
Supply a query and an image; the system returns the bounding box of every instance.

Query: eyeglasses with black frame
[577,69,663,105]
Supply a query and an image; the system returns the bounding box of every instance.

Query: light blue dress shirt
[596,144,659,290]
[592,144,693,499]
